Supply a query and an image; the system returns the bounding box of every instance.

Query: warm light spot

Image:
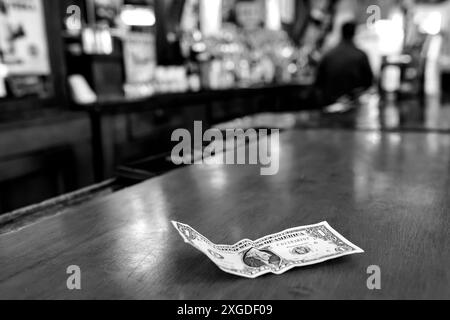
[374,18,404,55]
[0,64,8,77]
[120,6,156,27]
[416,11,442,35]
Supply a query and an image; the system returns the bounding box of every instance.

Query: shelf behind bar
[71,83,311,114]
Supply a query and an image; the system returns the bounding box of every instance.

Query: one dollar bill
[172,221,364,279]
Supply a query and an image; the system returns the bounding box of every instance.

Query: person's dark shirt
[315,40,374,106]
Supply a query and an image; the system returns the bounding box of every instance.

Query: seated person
[314,21,374,108]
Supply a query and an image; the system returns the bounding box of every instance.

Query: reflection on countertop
[294,94,450,133]
[211,94,450,134]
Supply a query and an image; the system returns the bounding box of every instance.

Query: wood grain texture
[1,129,449,300]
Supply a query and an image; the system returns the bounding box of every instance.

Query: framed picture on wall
[0,0,50,76]
[123,32,156,84]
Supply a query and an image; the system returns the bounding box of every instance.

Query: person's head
[341,21,357,41]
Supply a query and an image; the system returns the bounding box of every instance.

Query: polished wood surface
[1,129,450,299]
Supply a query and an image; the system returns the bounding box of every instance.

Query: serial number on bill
[177,304,273,318]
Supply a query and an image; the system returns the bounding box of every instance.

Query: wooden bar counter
[1,129,449,299]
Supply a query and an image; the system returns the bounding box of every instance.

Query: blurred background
[1,0,449,218]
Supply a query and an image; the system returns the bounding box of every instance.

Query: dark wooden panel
[0,147,76,214]
[0,129,449,299]
[0,112,91,156]
[0,112,94,214]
